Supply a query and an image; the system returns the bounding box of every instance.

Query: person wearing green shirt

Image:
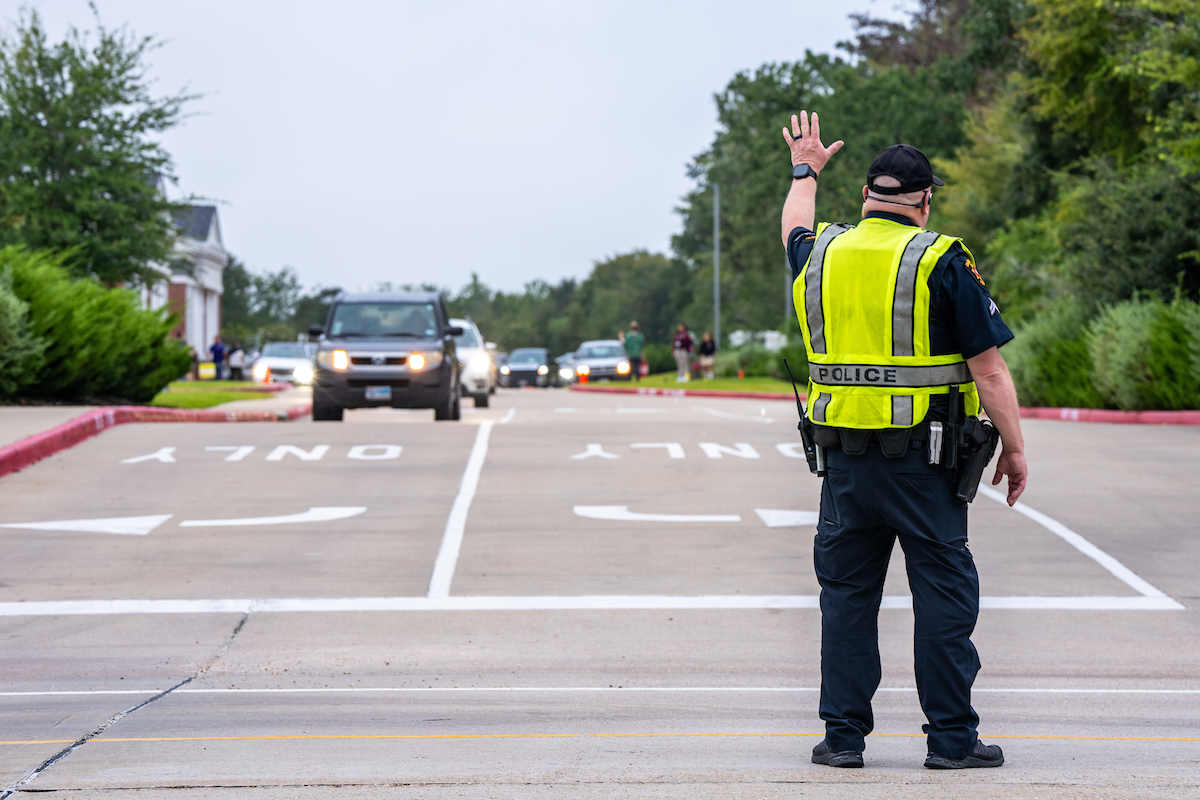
[619,321,645,382]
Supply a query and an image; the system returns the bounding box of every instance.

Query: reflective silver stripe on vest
[892,231,941,357]
[809,362,971,388]
[804,224,853,355]
[891,395,914,426]
[812,392,832,423]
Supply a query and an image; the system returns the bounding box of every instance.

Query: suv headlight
[293,363,314,383]
[317,350,349,370]
[537,365,548,375]
[616,361,631,374]
[576,364,590,375]
[408,351,443,371]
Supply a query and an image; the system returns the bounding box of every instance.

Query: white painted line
[499,407,516,424]
[120,447,176,464]
[0,594,1180,617]
[0,515,172,536]
[695,406,774,423]
[206,446,255,462]
[574,506,742,523]
[976,484,1179,604]
[554,407,579,413]
[5,686,1200,697]
[179,507,366,528]
[427,421,494,598]
[631,442,685,459]
[755,509,820,528]
[616,408,667,414]
[699,442,760,459]
[570,444,620,460]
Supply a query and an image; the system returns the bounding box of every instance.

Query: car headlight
[576,364,590,375]
[559,367,573,380]
[469,353,489,372]
[537,365,548,375]
[616,361,631,374]
[500,365,510,375]
[292,363,314,383]
[409,353,426,370]
[252,362,270,381]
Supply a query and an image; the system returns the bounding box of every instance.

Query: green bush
[713,343,777,378]
[1,247,191,403]
[0,264,46,401]
[1087,298,1200,411]
[774,344,811,385]
[1005,299,1106,408]
[642,342,675,374]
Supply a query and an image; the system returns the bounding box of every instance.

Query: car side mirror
[445,326,464,337]
[308,324,325,337]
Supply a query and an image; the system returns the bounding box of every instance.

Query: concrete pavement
[1,389,1197,797]
[0,406,91,449]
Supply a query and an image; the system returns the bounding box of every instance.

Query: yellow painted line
[3,732,1198,746]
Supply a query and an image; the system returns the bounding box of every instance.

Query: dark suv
[309,291,462,422]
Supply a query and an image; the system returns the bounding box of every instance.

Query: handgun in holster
[931,385,1000,502]
[783,359,826,477]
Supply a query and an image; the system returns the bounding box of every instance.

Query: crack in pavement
[1,613,250,799]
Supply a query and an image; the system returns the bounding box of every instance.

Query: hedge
[0,247,191,403]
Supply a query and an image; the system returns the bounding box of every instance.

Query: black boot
[924,740,1004,769]
[812,739,864,768]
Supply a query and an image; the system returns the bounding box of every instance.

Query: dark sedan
[499,347,556,388]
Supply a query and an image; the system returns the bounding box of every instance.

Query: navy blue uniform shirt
[786,211,1013,422]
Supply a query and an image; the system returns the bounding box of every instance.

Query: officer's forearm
[966,347,1024,454]
[781,178,818,244]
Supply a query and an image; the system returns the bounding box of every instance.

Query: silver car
[572,340,632,382]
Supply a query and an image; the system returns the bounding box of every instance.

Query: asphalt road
[1,388,1198,798]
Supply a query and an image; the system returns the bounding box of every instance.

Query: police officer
[780,111,1028,769]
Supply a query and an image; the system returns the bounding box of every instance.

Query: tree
[0,9,194,285]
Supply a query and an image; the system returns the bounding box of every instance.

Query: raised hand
[782,111,844,175]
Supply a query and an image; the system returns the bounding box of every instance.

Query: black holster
[954,417,1000,502]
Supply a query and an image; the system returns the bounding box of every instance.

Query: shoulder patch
[966,257,986,287]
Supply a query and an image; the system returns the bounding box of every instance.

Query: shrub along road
[0,389,1197,798]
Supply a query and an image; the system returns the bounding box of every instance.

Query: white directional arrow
[574,506,740,523]
[0,515,173,536]
[179,507,366,528]
[755,509,821,528]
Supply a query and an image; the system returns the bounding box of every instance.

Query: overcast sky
[30,1,898,295]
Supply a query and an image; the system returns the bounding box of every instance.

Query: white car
[251,341,316,385]
[451,318,494,407]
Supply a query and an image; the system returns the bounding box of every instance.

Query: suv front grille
[347,379,410,388]
[350,356,407,366]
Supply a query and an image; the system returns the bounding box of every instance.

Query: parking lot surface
[1,389,1198,798]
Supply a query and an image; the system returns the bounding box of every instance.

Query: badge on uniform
[966,258,986,287]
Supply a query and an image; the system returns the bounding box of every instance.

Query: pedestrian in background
[697,332,716,380]
[618,321,645,382]
[672,323,693,382]
[228,342,246,381]
[209,335,226,380]
[782,111,1026,770]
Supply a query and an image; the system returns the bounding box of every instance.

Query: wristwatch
[792,164,818,181]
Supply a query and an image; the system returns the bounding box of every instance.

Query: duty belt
[808,362,971,388]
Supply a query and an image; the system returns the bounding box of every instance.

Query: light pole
[713,183,720,349]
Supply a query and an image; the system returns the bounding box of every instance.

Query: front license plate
[364,385,392,401]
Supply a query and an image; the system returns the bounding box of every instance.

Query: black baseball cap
[867,144,944,195]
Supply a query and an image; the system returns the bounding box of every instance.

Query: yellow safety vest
[793,217,980,429]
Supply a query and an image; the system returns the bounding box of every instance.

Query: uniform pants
[815,442,981,760]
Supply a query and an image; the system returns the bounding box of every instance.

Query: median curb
[0,403,312,479]
[570,384,796,401]
[570,385,1200,425]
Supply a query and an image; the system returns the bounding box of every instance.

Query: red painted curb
[570,384,797,401]
[0,403,313,480]
[1020,407,1200,426]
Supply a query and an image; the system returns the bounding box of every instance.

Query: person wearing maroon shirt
[672,323,693,382]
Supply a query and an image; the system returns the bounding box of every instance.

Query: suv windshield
[509,349,547,364]
[262,343,311,358]
[329,303,438,338]
[578,345,624,359]
[453,327,480,348]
